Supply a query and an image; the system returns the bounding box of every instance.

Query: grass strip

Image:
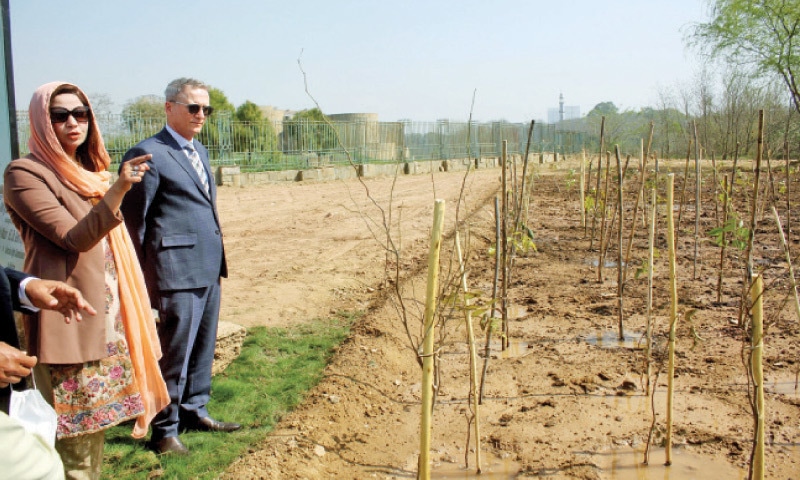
[102,312,356,479]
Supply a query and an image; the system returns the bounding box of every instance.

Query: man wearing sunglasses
[119,77,237,456]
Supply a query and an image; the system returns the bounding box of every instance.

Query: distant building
[547,93,580,124]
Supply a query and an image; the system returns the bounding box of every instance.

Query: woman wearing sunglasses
[3,82,169,479]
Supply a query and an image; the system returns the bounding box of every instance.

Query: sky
[8,1,709,123]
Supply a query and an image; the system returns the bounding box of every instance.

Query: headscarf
[28,82,169,439]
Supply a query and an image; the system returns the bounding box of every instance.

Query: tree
[208,87,235,115]
[231,101,278,160]
[235,101,263,122]
[283,108,335,152]
[588,101,619,117]
[122,95,163,121]
[690,0,800,113]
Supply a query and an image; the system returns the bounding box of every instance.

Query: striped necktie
[184,143,209,195]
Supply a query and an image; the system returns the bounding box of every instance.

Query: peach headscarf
[28,82,169,438]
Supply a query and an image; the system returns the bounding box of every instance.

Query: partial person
[120,77,238,456]
[4,82,169,479]
[1,266,97,480]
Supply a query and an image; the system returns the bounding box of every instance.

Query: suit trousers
[151,281,221,440]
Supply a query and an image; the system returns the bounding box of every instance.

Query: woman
[4,82,169,479]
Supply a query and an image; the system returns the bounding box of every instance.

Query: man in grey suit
[120,77,239,455]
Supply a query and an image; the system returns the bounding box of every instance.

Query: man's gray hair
[165,78,209,102]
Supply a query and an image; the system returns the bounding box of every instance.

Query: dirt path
[217,162,800,479]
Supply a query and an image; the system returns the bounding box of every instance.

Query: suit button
[215,230,220,235]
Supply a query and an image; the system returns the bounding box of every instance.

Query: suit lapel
[162,132,212,201]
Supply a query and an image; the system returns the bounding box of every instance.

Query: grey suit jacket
[120,128,227,302]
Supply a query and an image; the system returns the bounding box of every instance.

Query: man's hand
[0,341,36,388]
[25,279,97,323]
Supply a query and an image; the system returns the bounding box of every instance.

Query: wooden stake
[646,188,656,396]
[500,141,509,350]
[676,140,692,241]
[717,176,730,303]
[772,206,800,322]
[480,197,501,404]
[616,146,624,340]
[589,117,605,249]
[693,122,701,279]
[665,174,678,466]
[418,199,446,480]
[454,232,482,473]
[739,111,764,326]
[623,131,652,283]
[580,150,586,229]
[750,274,765,480]
[598,151,611,282]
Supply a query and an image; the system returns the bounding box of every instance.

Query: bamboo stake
[623,132,652,282]
[454,232,481,473]
[598,151,611,282]
[739,111,764,326]
[616,146,625,340]
[500,141,509,350]
[580,150,586,229]
[418,199,446,480]
[479,197,501,404]
[717,176,730,303]
[772,206,800,322]
[589,117,605,249]
[693,121,701,279]
[646,188,656,396]
[665,174,678,466]
[785,141,791,248]
[750,274,765,480]
[586,152,594,238]
[711,151,718,224]
[676,140,692,240]
[600,155,632,271]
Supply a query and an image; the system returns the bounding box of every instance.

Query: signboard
[0,0,25,269]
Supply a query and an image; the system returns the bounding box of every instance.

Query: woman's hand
[105,154,152,213]
[116,154,152,192]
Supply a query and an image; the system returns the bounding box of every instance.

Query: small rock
[313,445,326,457]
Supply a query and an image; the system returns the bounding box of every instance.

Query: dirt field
[214,160,800,479]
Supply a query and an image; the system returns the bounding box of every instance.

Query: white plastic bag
[8,387,57,448]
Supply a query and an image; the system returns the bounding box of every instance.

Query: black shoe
[148,436,190,455]
[184,416,241,433]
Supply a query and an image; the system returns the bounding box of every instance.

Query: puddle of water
[507,304,528,319]
[584,257,627,268]
[444,340,529,359]
[584,330,644,349]
[765,373,800,397]
[431,453,520,479]
[592,446,746,480]
[602,394,652,415]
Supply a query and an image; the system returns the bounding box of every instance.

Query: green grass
[101,312,358,479]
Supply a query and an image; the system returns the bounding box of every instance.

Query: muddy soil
[216,160,800,479]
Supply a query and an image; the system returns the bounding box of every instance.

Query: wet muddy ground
[217,159,800,479]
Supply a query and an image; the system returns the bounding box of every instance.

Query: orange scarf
[28,82,169,438]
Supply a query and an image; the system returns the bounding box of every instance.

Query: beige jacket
[4,156,123,364]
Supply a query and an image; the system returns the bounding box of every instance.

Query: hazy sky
[8,1,709,123]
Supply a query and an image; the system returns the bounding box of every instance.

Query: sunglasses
[173,101,214,116]
[50,106,91,124]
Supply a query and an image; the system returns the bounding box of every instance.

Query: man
[120,77,238,455]
[1,266,97,480]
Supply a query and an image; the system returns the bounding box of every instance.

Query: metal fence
[15,112,589,171]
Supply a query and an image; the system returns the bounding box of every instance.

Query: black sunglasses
[173,101,214,116]
[50,106,91,124]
